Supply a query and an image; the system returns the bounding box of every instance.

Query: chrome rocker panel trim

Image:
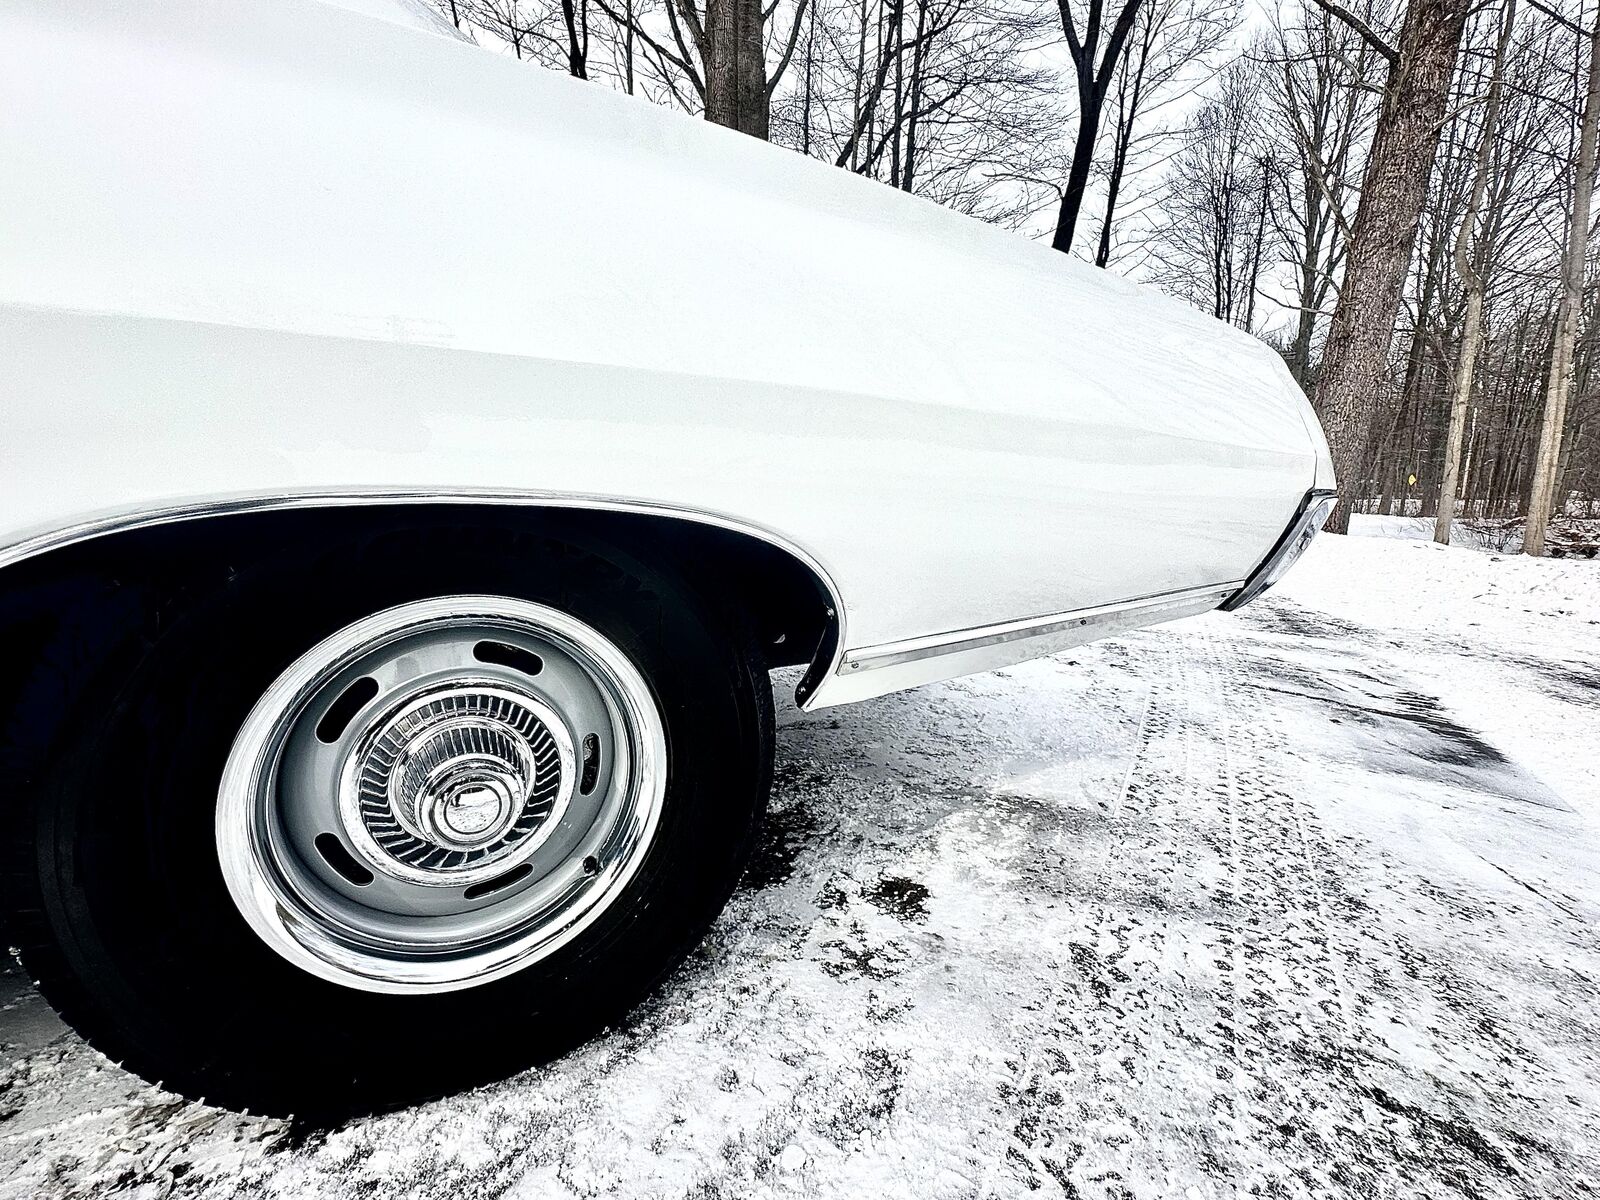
[813,581,1242,707]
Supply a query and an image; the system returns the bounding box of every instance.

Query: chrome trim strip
[0,488,847,709]
[838,581,1243,675]
[1219,488,1337,612]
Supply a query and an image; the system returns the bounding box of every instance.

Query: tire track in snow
[1200,623,1386,1196]
[998,633,1228,1196]
[1206,614,1594,1198]
[995,617,1570,1200]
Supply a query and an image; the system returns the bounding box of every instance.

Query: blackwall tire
[7,525,773,1116]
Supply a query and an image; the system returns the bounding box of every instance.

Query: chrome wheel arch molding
[0,489,848,709]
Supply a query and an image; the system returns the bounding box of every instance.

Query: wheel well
[0,503,839,785]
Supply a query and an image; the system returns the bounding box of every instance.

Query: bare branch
[1525,0,1586,37]
[767,0,812,95]
[673,0,708,60]
[1306,0,1398,66]
[595,0,705,97]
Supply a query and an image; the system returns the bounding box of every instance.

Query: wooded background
[427,0,1600,555]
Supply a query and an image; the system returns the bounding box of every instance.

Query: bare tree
[468,0,539,59]
[1351,3,1577,527]
[1526,3,1600,553]
[1051,1,1145,253]
[561,0,592,76]
[1261,0,1393,387]
[589,0,812,136]
[768,0,1057,222]
[1436,0,1516,543]
[1309,0,1473,534]
[1150,55,1279,326]
[1093,0,1240,268]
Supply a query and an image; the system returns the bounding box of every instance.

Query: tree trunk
[621,0,636,93]
[1051,1,1144,255]
[889,0,904,186]
[1243,157,1271,332]
[1437,0,1514,546]
[1052,92,1103,252]
[705,0,768,138]
[1526,15,1600,555]
[800,0,818,153]
[1313,0,1470,534]
[901,0,929,192]
[1094,129,1128,267]
[1094,11,1149,269]
[561,0,589,78]
[1289,216,1322,386]
[848,0,868,169]
[1436,287,1484,541]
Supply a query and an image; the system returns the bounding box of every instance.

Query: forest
[427,0,1600,555]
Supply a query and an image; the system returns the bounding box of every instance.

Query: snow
[3,533,1598,1198]
[1349,512,1512,550]
[1348,511,1600,557]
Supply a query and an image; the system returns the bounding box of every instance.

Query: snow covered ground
[1347,511,1600,557]
[1349,512,1515,551]
[3,533,1598,1199]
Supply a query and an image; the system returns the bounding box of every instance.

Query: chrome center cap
[426,769,519,848]
[343,682,572,885]
[445,782,511,837]
[389,718,536,852]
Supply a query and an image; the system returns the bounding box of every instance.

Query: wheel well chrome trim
[0,488,847,710]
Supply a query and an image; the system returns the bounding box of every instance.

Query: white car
[0,0,1335,1113]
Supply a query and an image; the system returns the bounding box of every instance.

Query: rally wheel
[8,525,773,1116]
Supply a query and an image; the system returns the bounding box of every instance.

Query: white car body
[0,0,1334,710]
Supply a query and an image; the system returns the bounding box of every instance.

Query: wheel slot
[315,676,379,744]
[580,733,600,794]
[463,862,533,900]
[315,833,374,886]
[473,640,544,677]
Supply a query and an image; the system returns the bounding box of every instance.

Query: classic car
[0,0,1335,1113]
